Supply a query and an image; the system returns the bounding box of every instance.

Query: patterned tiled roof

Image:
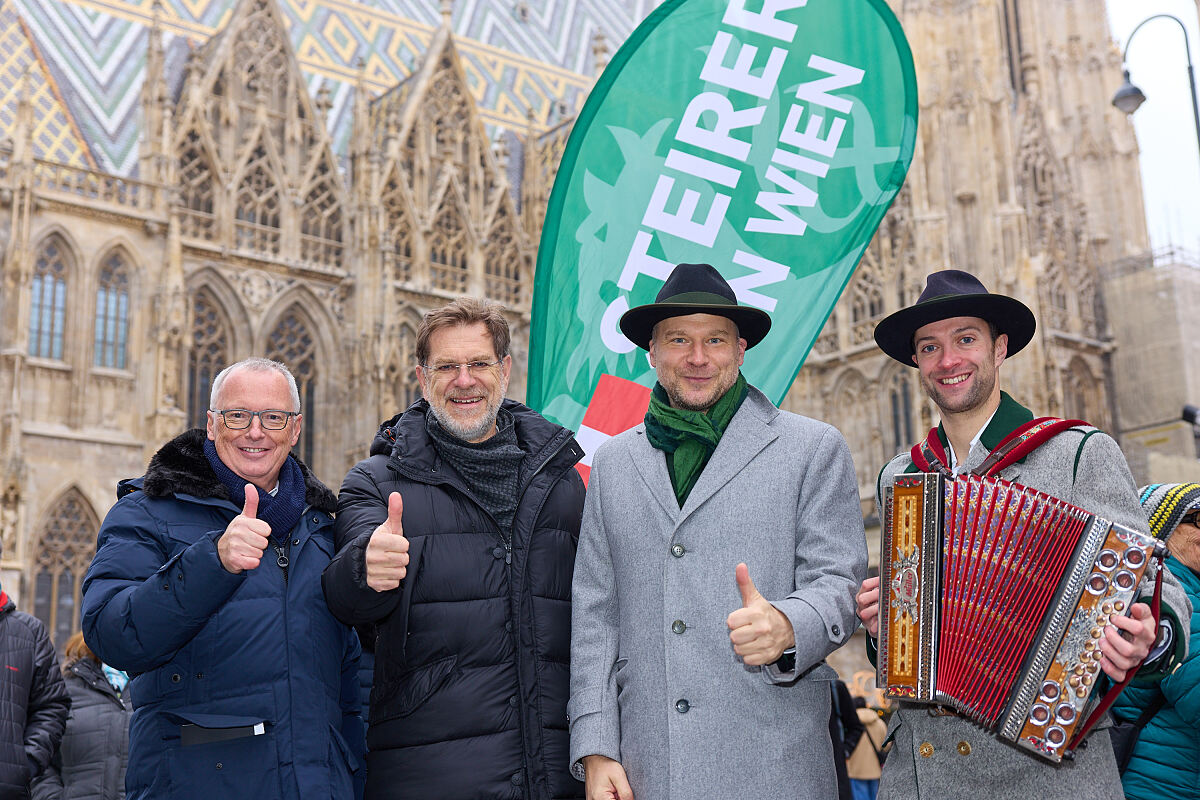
[0,0,92,168]
[7,0,660,175]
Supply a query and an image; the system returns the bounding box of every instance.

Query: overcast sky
[1107,0,1200,256]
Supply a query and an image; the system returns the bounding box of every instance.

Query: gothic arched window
[382,175,414,284]
[94,251,131,369]
[188,290,231,428]
[235,144,281,255]
[29,237,69,360]
[429,201,468,294]
[484,208,523,307]
[178,130,215,239]
[887,371,915,456]
[266,309,317,466]
[300,161,344,266]
[33,489,99,649]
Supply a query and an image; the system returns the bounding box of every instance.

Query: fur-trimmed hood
[136,428,336,514]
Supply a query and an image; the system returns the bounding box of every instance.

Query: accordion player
[878,471,1165,763]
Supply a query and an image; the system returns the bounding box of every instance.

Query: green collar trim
[934,391,1034,455]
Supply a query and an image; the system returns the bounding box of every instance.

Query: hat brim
[873,294,1036,365]
[619,302,772,351]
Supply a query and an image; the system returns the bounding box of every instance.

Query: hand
[726,563,794,666]
[583,755,633,800]
[856,576,881,638]
[1098,602,1156,682]
[217,485,271,574]
[365,492,410,592]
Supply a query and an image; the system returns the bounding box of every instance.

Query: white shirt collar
[947,407,999,475]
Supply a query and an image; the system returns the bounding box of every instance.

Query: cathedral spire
[141,0,169,186]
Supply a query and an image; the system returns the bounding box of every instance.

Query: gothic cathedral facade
[0,0,1153,649]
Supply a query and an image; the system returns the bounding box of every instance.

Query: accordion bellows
[879,473,1161,762]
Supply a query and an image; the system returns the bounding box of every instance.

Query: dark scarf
[202,438,306,539]
[426,407,526,534]
[644,372,748,506]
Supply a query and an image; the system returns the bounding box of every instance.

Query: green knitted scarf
[644,373,748,507]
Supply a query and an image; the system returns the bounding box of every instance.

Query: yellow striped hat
[1139,483,1200,540]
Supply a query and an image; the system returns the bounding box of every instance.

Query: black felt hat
[618,263,773,351]
[873,269,1035,365]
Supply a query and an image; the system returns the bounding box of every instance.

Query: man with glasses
[82,358,365,800]
[323,298,586,800]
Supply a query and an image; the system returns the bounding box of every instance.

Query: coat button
[671,620,686,634]
[957,741,971,756]
[293,539,300,546]
[511,772,523,786]
[919,742,934,757]
[170,674,181,683]
[215,763,222,770]
[832,624,841,637]
[670,543,686,558]
[493,546,505,559]
[675,699,690,713]
[509,695,518,708]
[505,620,513,633]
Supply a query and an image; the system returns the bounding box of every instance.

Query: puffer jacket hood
[132,428,336,514]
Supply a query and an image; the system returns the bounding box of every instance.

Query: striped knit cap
[1138,483,1200,541]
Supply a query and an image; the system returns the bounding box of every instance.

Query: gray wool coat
[874,396,1192,800]
[569,386,868,800]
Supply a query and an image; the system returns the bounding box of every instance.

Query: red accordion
[878,472,1163,762]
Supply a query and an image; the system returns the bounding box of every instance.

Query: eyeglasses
[1182,510,1200,528]
[419,360,503,379]
[211,409,298,430]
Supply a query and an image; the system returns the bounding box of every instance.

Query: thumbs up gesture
[726,563,795,666]
[218,485,272,574]
[365,492,410,592]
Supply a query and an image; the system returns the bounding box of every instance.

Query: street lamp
[1112,14,1200,161]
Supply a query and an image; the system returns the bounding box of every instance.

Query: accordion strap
[1067,565,1164,752]
[910,417,1088,477]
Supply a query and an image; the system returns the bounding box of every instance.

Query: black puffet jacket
[322,400,585,800]
[0,593,70,799]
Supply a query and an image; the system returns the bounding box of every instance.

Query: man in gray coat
[855,269,1191,800]
[570,263,867,800]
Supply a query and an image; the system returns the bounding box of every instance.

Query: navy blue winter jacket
[81,429,365,800]
[322,400,585,800]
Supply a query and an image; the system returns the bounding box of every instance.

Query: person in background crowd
[82,357,364,800]
[846,696,887,800]
[0,571,70,800]
[31,631,131,800]
[323,298,585,800]
[830,679,865,800]
[1112,483,1200,800]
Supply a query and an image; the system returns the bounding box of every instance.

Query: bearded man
[322,298,586,800]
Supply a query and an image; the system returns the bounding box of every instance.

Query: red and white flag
[574,374,651,483]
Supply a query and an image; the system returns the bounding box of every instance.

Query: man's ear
[994,332,1009,366]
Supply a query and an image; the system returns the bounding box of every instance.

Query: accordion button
[919,742,934,758]
[957,741,971,756]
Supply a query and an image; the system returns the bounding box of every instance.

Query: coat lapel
[627,428,681,524]
[676,389,778,526]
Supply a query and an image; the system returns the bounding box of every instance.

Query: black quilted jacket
[0,593,70,799]
[323,399,584,800]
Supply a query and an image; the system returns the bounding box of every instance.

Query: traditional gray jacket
[874,392,1191,800]
[569,386,867,800]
